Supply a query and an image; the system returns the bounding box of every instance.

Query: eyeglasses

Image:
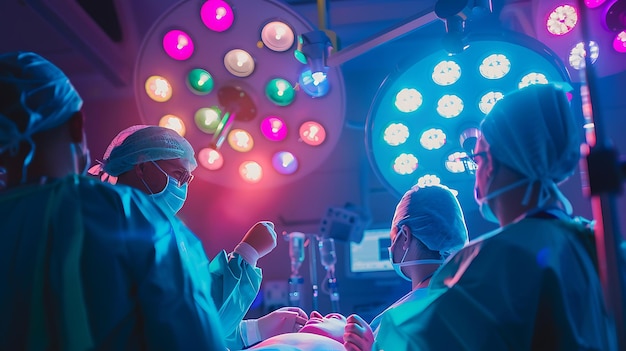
[457,151,488,175]
[173,170,194,187]
[151,161,194,187]
[465,151,488,165]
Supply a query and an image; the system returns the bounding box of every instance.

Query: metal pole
[577,1,626,349]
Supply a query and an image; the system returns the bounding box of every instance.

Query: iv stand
[576,1,626,349]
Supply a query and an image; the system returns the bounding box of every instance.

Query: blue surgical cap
[0,51,83,181]
[89,125,197,183]
[480,84,580,213]
[391,184,469,258]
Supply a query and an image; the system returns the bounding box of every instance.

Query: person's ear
[402,225,412,250]
[134,162,147,178]
[67,111,84,143]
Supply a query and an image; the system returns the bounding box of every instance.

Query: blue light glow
[436,95,464,118]
[479,91,504,114]
[432,60,461,86]
[420,128,446,150]
[383,123,410,146]
[479,54,511,79]
[393,153,418,175]
[394,88,423,113]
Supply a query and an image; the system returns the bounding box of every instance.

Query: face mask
[388,228,444,282]
[141,162,188,215]
[475,176,530,224]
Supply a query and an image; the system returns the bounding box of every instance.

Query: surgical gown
[375,217,615,350]
[0,175,230,350]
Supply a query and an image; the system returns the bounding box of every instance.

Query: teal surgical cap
[480,84,580,213]
[392,184,469,258]
[89,125,197,183]
[0,51,83,181]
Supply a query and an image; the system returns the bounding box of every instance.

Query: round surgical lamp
[135,0,346,189]
[365,31,571,199]
[531,0,626,81]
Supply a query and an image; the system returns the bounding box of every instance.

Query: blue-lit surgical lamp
[297,30,333,89]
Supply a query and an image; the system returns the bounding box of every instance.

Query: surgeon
[0,51,225,349]
[343,184,468,348]
[351,84,616,350]
[88,124,306,349]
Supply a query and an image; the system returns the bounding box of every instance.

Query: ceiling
[1,0,625,305]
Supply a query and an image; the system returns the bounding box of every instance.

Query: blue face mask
[141,162,188,215]
[475,176,530,224]
[388,228,444,282]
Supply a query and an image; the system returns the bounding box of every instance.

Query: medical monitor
[346,226,396,279]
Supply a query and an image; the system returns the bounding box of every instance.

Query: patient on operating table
[242,311,346,351]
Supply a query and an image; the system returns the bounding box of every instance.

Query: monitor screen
[346,226,395,279]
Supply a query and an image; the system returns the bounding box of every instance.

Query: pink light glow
[162,30,194,60]
[584,0,606,8]
[260,116,287,141]
[299,121,326,146]
[201,0,234,32]
[613,31,626,53]
[198,147,224,171]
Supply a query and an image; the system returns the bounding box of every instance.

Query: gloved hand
[240,221,277,259]
[257,306,309,340]
[343,314,374,351]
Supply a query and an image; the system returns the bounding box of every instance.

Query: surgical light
[194,107,222,134]
[546,5,578,36]
[479,54,511,79]
[240,161,263,183]
[395,88,423,113]
[432,60,462,85]
[145,75,172,102]
[159,115,186,136]
[163,30,194,60]
[272,151,298,175]
[393,153,418,175]
[366,32,570,199]
[201,0,234,32]
[297,30,332,89]
[569,41,600,70]
[614,31,626,53]
[224,49,255,77]
[260,116,288,141]
[265,78,295,106]
[478,91,503,114]
[187,68,214,94]
[198,147,224,171]
[135,0,346,189]
[420,128,447,150]
[519,72,549,88]
[436,95,464,118]
[299,121,326,146]
[228,129,254,152]
[383,123,409,146]
[261,21,295,52]
[299,68,330,98]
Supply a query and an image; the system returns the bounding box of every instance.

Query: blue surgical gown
[0,175,230,350]
[375,217,616,350]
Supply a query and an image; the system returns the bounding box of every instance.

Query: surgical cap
[88,125,197,183]
[480,84,580,212]
[0,51,83,179]
[391,184,469,258]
